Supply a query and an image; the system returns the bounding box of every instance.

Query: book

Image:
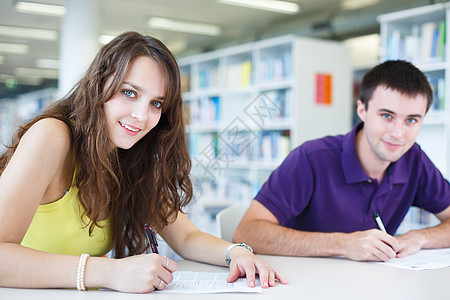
[436,20,446,60]
[421,22,437,63]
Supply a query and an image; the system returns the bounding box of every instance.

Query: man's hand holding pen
[338,212,399,262]
[343,229,400,262]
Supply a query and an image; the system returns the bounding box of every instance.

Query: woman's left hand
[225,246,288,288]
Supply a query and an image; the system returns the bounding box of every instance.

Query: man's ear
[356,100,366,122]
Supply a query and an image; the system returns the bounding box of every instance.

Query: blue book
[431,26,439,58]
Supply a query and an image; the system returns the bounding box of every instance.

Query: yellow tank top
[21,181,113,257]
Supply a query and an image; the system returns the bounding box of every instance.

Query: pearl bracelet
[76,253,90,291]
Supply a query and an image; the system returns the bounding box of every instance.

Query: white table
[1,254,449,299]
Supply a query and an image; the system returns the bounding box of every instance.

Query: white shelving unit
[0,88,56,153]
[378,2,449,178]
[378,3,450,233]
[178,35,352,216]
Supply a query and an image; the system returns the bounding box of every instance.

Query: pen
[372,212,387,234]
[144,224,159,254]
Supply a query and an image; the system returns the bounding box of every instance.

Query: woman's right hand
[99,254,177,293]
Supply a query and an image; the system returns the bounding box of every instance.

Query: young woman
[0,31,287,293]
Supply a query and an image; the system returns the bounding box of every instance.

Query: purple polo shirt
[255,123,450,235]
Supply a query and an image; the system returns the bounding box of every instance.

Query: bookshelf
[378,3,450,233]
[0,88,56,153]
[178,35,352,218]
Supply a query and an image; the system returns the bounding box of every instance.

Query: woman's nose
[130,101,147,122]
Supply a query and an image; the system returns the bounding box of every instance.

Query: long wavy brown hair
[0,31,193,258]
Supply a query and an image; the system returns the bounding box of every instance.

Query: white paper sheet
[377,248,450,271]
[157,271,262,293]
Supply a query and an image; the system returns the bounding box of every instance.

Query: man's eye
[381,113,391,119]
[406,118,417,124]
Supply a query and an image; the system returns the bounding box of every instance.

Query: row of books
[189,130,290,167]
[189,132,219,160]
[188,96,221,124]
[226,60,252,87]
[386,20,446,63]
[185,88,293,127]
[198,66,220,89]
[257,131,290,162]
[190,176,256,206]
[429,77,445,112]
[258,52,293,82]
[258,89,292,119]
[193,53,293,89]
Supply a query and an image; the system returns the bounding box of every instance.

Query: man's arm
[396,205,450,258]
[233,200,399,262]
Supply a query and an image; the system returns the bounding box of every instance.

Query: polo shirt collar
[341,122,408,184]
[386,149,409,184]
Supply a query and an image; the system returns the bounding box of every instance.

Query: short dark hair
[359,60,433,112]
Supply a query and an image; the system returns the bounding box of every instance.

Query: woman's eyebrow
[122,81,166,101]
[123,81,142,92]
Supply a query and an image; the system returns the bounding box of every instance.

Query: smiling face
[356,85,427,170]
[103,55,166,151]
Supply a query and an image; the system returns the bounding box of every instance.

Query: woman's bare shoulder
[23,118,72,152]
[29,117,71,135]
[16,118,72,163]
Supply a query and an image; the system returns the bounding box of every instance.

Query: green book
[436,20,446,60]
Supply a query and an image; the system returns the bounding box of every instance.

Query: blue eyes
[123,89,136,98]
[151,100,162,108]
[381,113,417,124]
[122,89,163,109]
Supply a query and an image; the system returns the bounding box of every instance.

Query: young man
[234,60,450,262]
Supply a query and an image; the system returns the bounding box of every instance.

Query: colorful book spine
[190,96,221,124]
[226,60,253,87]
[386,20,446,63]
[259,52,292,82]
